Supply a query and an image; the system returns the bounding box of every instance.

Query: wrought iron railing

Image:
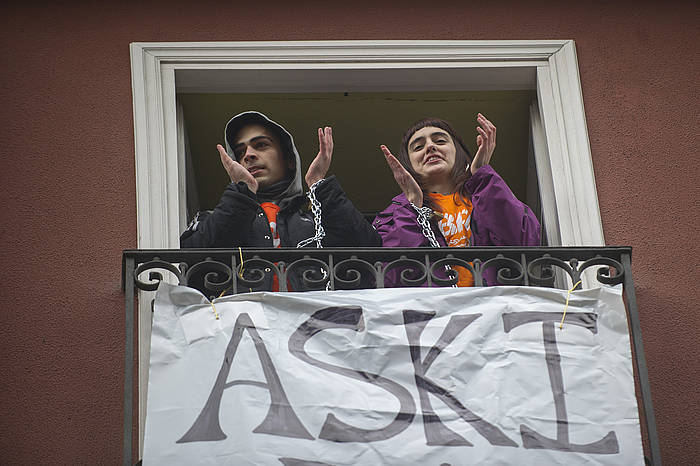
[121,247,660,465]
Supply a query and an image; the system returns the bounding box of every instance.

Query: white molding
[130,40,566,62]
[176,100,189,233]
[536,42,604,246]
[530,100,561,246]
[130,40,604,250]
[130,46,174,248]
[552,41,604,246]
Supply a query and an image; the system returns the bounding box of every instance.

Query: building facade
[1,1,698,464]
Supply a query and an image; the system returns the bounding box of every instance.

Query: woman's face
[407,126,456,189]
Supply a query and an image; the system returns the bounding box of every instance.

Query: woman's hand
[305,126,333,188]
[217,144,258,193]
[469,113,497,174]
[380,145,423,207]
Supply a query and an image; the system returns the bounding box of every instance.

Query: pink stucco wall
[1,1,698,464]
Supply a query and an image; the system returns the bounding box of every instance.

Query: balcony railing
[121,246,660,465]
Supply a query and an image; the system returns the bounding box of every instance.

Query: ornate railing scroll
[121,247,658,466]
[125,248,625,296]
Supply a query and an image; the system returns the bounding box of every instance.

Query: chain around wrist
[297,179,326,248]
[410,202,440,248]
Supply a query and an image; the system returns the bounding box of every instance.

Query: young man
[181,111,379,289]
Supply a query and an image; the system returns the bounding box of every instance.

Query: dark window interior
[178,90,538,223]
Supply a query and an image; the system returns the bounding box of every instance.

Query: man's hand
[469,113,497,174]
[217,144,258,193]
[380,145,423,208]
[305,127,333,188]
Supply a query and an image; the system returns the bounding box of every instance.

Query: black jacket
[181,176,379,249]
[181,176,380,293]
[181,181,313,249]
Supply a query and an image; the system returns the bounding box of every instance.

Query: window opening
[178,90,539,224]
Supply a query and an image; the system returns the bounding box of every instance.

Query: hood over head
[224,111,303,203]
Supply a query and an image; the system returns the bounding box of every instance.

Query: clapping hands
[305,127,333,188]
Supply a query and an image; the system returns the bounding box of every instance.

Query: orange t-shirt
[260,202,281,248]
[260,202,282,290]
[428,193,474,287]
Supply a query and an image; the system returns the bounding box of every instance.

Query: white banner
[143,284,643,465]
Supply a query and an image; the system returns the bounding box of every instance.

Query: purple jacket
[373,165,541,285]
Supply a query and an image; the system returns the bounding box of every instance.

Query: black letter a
[177,312,313,443]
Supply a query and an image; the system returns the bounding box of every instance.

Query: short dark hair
[231,122,282,160]
[397,118,473,210]
[227,114,295,168]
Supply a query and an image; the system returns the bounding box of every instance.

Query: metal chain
[411,202,441,247]
[411,202,457,287]
[297,179,326,248]
[297,179,331,290]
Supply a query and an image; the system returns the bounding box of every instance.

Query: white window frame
[130,40,604,250]
[129,39,605,452]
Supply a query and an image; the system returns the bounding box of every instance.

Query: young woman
[373,114,540,286]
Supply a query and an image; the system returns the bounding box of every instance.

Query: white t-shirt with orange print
[428,193,474,287]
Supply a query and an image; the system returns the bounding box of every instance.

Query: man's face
[232,124,290,189]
